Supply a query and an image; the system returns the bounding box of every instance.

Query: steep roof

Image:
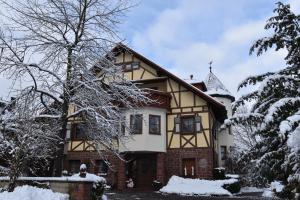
[205,71,235,102]
[111,43,227,122]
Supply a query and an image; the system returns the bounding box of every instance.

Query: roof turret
[204,66,235,102]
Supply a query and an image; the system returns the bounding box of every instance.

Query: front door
[136,157,156,189]
[182,158,196,178]
[126,154,157,190]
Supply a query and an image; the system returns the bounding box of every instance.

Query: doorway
[182,158,196,178]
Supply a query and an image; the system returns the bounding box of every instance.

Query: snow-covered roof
[204,70,235,101]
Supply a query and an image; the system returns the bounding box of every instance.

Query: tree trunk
[53,48,73,176]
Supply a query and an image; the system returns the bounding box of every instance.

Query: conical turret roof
[204,70,235,102]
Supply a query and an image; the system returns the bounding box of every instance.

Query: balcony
[144,89,171,110]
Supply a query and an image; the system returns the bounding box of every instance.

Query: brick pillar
[156,153,166,184]
[70,182,92,200]
[117,159,126,190]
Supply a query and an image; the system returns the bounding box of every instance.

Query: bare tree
[231,105,260,152]
[0,90,60,191]
[0,0,149,184]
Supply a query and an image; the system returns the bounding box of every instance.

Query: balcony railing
[144,89,171,109]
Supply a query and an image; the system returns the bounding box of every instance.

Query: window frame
[149,114,161,135]
[121,61,140,72]
[220,146,227,160]
[71,123,86,140]
[180,116,195,134]
[130,114,143,134]
[95,160,109,176]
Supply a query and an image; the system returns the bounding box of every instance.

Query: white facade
[119,107,167,153]
[214,96,234,167]
[204,70,235,168]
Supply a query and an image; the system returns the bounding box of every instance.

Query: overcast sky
[0,0,299,100]
[118,0,300,97]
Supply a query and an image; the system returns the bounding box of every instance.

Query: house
[64,44,234,190]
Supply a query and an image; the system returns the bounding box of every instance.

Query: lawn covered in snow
[0,185,68,200]
[160,176,238,196]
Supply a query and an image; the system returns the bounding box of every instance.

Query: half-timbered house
[64,44,234,190]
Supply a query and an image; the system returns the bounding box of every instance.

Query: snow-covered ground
[0,185,68,200]
[160,176,238,196]
[262,181,284,197]
[240,186,264,194]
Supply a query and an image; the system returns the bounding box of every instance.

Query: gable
[115,52,158,81]
[111,43,227,122]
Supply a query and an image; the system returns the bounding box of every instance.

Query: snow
[240,187,264,193]
[262,181,284,197]
[204,71,233,97]
[0,174,106,183]
[264,97,300,124]
[287,125,300,149]
[159,176,238,196]
[80,164,87,170]
[0,185,68,200]
[205,88,232,96]
[71,172,106,183]
[225,174,239,179]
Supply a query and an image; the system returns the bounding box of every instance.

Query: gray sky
[0,0,299,100]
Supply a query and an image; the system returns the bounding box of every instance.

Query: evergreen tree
[226,2,300,198]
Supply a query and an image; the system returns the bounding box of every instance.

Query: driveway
[105,191,277,200]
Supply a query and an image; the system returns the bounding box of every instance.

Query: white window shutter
[174,117,180,133]
[195,116,202,132]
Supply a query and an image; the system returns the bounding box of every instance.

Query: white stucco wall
[213,96,234,167]
[119,107,166,153]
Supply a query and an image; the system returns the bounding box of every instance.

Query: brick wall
[156,153,166,184]
[166,148,214,180]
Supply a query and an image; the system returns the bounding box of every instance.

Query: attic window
[123,62,140,71]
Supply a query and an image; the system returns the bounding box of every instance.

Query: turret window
[221,146,227,160]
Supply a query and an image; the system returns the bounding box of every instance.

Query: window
[71,123,86,139]
[130,114,143,134]
[131,61,140,70]
[221,146,227,160]
[95,160,108,175]
[149,115,161,135]
[123,62,140,71]
[69,160,80,174]
[181,116,195,133]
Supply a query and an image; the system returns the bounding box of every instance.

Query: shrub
[213,167,225,180]
[223,180,241,194]
[152,180,162,191]
[91,180,106,200]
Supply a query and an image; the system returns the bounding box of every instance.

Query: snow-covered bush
[222,181,241,194]
[213,167,226,180]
